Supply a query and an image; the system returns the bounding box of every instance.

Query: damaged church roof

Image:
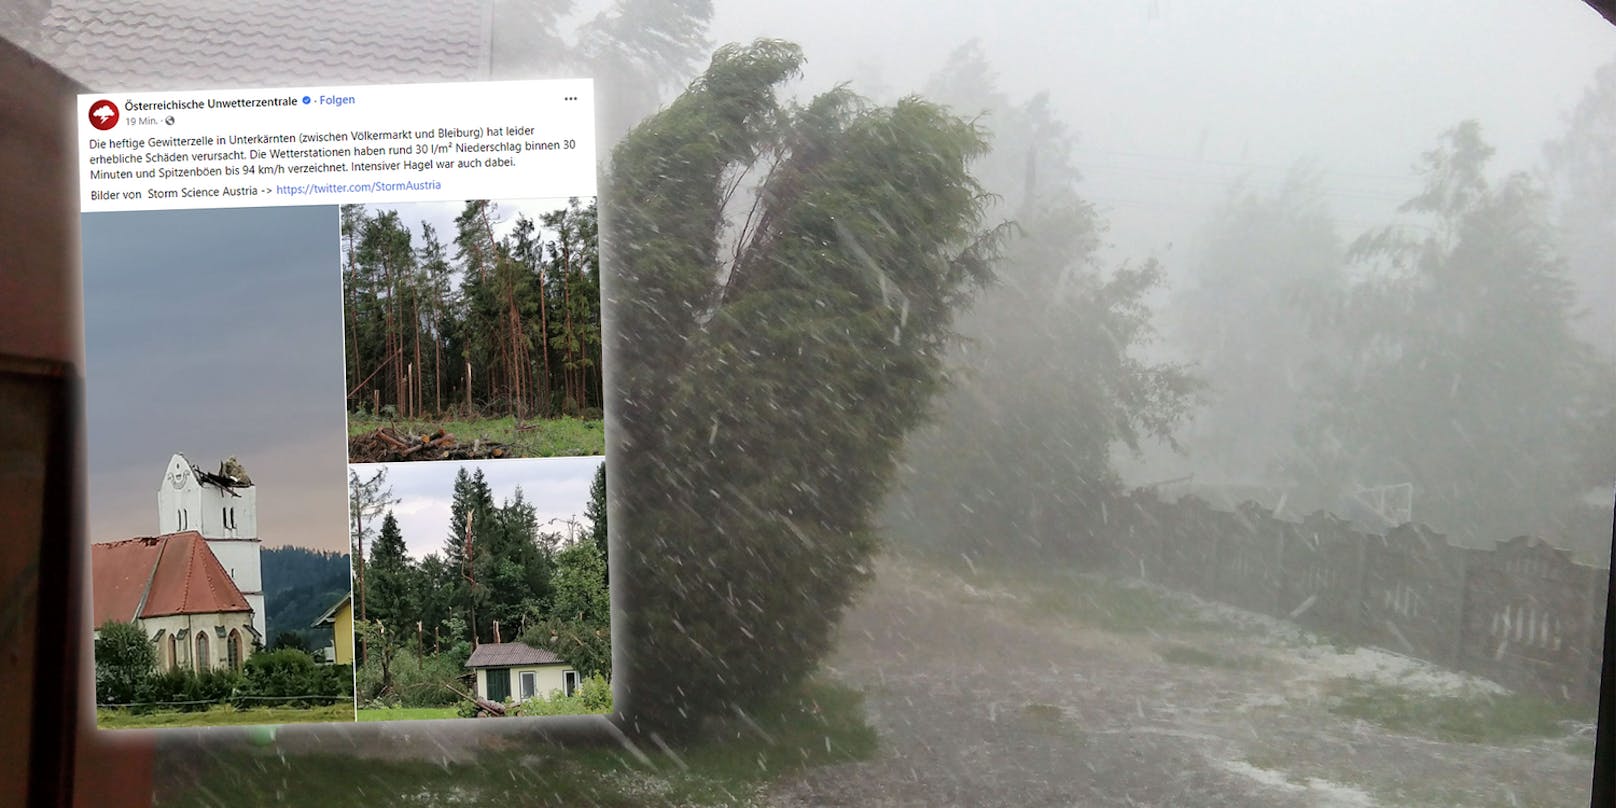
[91,531,252,627]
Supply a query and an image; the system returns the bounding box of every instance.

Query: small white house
[465,642,576,704]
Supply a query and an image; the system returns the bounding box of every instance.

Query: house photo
[465,641,578,705]
[349,456,610,721]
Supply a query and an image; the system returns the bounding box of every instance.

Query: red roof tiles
[91,532,251,628]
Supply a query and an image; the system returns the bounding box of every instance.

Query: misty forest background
[342,198,602,422]
[580,29,1614,735]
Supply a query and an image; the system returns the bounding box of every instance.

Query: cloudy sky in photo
[350,456,604,560]
[82,205,350,553]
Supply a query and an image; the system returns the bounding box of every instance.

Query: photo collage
[84,197,608,728]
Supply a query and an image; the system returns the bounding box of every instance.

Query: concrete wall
[1110,490,1611,705]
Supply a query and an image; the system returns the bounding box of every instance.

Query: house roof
[91,532,251,627]
[312,593,351,627]
[24,0,490,91]
[464,641,564,669]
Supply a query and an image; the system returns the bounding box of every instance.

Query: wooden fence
[1107,491,1610,705]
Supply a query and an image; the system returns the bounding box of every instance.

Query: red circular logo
[88,99,120,130]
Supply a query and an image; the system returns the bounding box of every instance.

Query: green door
[486,668,510,702]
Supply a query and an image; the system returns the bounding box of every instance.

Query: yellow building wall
[332,599,353,665]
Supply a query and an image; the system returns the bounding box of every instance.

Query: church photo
[83,206,358,728]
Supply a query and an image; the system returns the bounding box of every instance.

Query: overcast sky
[709,0,1616,276]
[350,456,603,560]
[356,197,586,269]
[82,205,350,553]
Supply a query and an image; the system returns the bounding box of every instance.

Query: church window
[167,634,178,672]
[228,629,243,672]
[195,631,210,672]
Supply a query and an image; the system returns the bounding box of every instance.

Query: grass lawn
[156,680,876,807]
[98,703,355,729]
[349,413,604,458]
[1325,678,1592,745]
[357,706,460,722]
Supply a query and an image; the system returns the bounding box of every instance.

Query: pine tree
[366,512,412,636]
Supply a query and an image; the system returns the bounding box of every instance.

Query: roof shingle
[464,641,564,668]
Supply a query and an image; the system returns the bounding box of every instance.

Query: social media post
[82,192,608,728]
[78,79,596,213]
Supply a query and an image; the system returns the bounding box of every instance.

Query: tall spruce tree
[366,512,413,637]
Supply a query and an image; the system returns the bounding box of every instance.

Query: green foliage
[343,198,602,421]
[610,39,1002,733]
[584,461,608,563]
[366,511,414,636]
[94,620,156,706]
[268,631,309,653]
[356,644,467,708]
[261,546,349,652]
[1293,121,1616,545]
[238,648,352,707]
[440,467,560,647]
[510,673,613,716]
[886,44,1200,562]
[141,668,244,712]
[520,539,611,679]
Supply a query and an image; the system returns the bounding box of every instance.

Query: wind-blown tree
[1294,121,1616,548]
[609,39,1006,733]
[886,42,1200,560]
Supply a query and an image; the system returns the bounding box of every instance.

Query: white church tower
[158,453,266,643]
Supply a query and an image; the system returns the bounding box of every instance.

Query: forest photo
[348,457,610,721]
[343,198,603,462]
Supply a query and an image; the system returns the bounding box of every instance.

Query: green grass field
[349,414,604,458]
[357,706,460,722]
[97,703,355,729]
[156,680,876,807]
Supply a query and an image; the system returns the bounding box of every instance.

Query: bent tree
[608,39,1005,733]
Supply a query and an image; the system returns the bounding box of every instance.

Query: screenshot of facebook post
[79,80,608,729]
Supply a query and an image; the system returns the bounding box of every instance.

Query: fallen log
[349,426,514,463]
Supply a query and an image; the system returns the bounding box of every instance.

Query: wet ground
[766,552,1595,808]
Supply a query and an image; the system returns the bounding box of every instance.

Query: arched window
[228,629,243,672]
[195,631,210,672]
[167,634,178,672]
